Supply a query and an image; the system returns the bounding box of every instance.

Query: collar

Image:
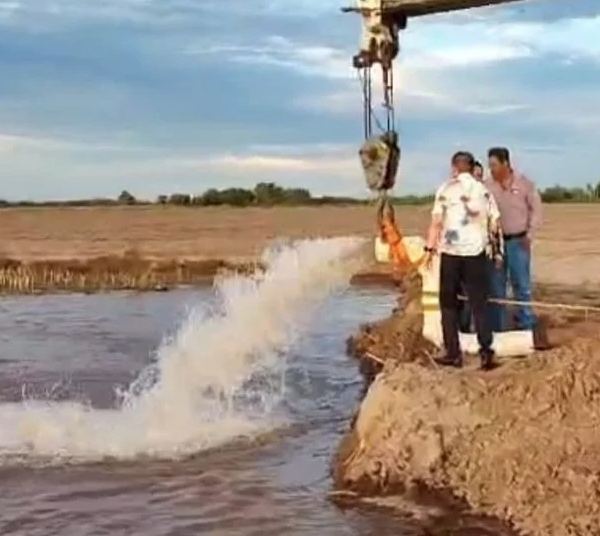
[456,172,474,182]
[497,170,521,190]
[447,172,474,186]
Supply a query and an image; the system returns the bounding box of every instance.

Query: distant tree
[118,190,136,205]
[197,188,224,206]
[218,188,255,207]
[282,188,311,205]
[540,185,567,203]
[156,195,168,205]
[168,193,192,205]
[254,182,286,205]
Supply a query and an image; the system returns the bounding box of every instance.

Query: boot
[480,349,499,371]
[435,354,463,369]
[532,315,551,350]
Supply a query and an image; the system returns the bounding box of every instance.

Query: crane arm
[344,0,525,18]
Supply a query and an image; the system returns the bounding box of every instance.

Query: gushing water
[0,238,368,464]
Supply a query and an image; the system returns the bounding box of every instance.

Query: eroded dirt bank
[334,269,600,536]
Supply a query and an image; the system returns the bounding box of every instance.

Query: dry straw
[0,251,257,294]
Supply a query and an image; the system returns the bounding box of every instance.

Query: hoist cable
[357,67,385,139]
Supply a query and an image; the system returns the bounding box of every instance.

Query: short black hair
[451,151,475,168]
[473,160,483,169]
[487,147,510,164]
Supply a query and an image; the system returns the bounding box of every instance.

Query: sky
[0,0,599,200]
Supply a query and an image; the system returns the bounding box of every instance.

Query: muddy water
[0,289,507,536]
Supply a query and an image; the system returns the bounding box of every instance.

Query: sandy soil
[1,204,598,286]
[335,267,600,536]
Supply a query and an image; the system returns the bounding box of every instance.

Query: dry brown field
[0,204,598,291]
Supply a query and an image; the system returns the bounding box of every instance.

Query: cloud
[185,36,352,80]
[0,0,599,200]
[0,132,150,154]
[203,15,599,134]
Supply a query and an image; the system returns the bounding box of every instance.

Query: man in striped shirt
[485,147,542,332]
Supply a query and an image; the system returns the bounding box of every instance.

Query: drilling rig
[342,0,527,268]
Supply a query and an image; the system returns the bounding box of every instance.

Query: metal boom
[345,0,526,18]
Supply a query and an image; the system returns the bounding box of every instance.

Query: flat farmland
[0,204,598,287]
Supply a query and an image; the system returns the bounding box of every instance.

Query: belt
[503,231,527,241]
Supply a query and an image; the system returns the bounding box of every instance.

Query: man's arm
[524,178,542,235]
[426,187,445,250]
[485,187,501,234]
[426,215,443,251]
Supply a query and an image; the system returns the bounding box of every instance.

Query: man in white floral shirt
[423,151,500,370]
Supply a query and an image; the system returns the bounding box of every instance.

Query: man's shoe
[532,316,551,350]
[435,355,463,368]
[480,352,499,371]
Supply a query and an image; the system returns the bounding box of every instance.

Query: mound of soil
[334,268,600,536]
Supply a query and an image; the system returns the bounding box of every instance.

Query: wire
[357,67,385,138]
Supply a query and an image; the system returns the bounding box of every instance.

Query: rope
[459,295,600,315]
[422,282,600,314]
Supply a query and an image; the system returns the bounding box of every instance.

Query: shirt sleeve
[484,186,500,222]
[431,185,445,217]
[524,177,542,233]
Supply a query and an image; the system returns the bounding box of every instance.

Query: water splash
[0,237,368,464]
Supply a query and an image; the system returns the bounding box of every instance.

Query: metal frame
[343,0,526,18]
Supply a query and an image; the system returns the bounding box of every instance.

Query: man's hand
[423,248,436,271]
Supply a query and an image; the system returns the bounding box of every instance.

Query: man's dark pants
[440,251,494,360]
[458,282,473,333]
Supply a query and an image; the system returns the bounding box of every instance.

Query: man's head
[473,161,484,181]
[451,151,475,175]
[488,147,511,181]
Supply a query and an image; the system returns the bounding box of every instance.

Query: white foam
[0,237,368,464]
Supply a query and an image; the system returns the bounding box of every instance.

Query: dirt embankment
[334,269,600,536]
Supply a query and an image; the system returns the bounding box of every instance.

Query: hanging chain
[358,65,389,140]
[383,66,395,133]
[349,2,404,196]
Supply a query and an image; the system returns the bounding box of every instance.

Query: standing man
[424,151,500,370]
[458,158,484,332]
[486,147,542,332]
[473,161,484,182]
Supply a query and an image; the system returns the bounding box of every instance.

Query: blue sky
[0,0,599,200]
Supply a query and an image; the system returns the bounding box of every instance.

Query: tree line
[1,181,599,208]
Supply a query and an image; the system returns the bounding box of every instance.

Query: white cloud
[2,131,599,201]
[188,29,535,120]
[190,12,598,133]
[189,11,600,126]
[488,15,600,59]
[0,132,150,154]
[186,36,353,80]
[0,142,361,199]
[160,152,357,177]
[1,0,599,200]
